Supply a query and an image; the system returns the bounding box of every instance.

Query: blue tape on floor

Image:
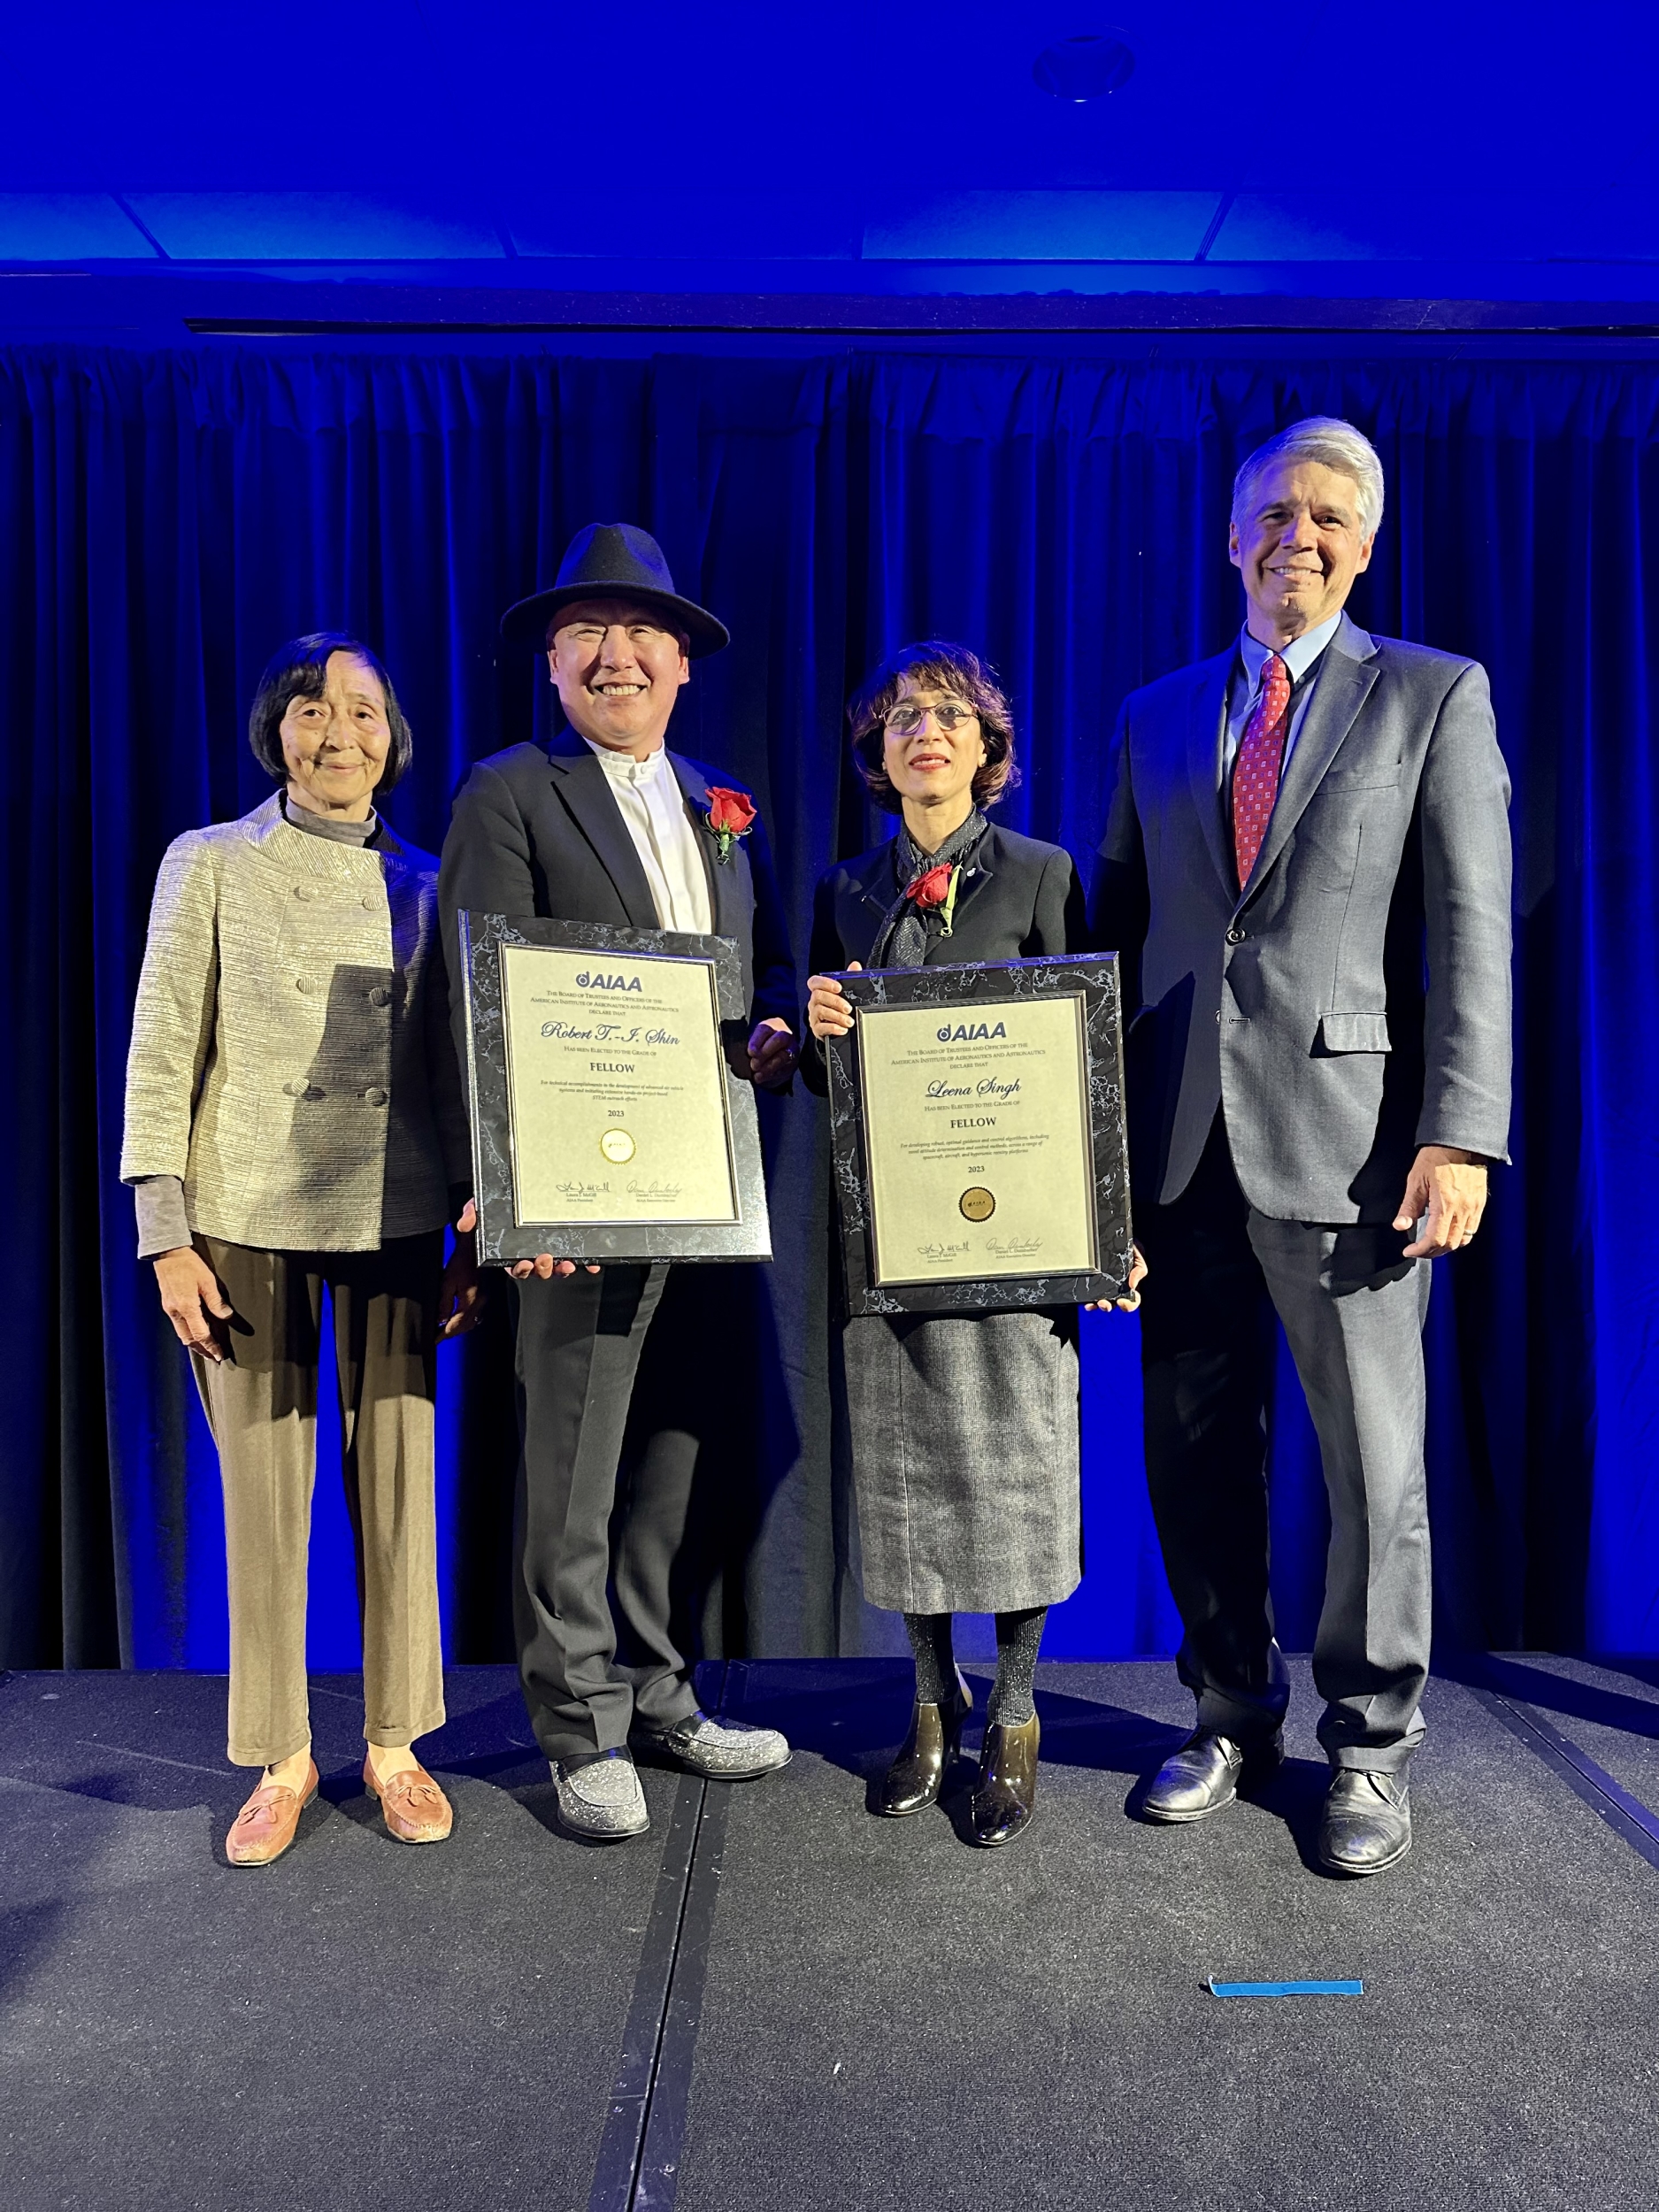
[1208,1978,1363,1998]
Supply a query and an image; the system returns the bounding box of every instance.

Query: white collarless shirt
[582,737,713,936]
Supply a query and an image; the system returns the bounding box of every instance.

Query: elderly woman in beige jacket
[121,633,480,1867]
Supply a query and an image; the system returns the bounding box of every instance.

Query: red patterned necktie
[1232,651,1291,886]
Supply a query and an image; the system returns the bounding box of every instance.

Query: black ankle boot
[968,1713,1040,1847]
[872,1679,971,1816]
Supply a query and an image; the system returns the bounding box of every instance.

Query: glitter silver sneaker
[550,1750,650,1839]
[631,1710,793,1780]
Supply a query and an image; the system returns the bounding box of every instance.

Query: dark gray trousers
[511,1263,704,1762]
[1137,1117,1432,1772]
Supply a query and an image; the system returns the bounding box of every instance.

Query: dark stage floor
[4,1657,1657,2212]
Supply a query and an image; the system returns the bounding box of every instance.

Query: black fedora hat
[499,523,731,657]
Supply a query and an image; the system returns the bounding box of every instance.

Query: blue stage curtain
[2,339,1655,1669]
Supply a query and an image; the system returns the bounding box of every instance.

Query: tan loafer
[363,1757,453,1844]
[226,1758,319,1866]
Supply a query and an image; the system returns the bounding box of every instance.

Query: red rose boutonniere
[906,860,962,935]
[704,786,757,864]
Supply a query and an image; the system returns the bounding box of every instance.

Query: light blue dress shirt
[1220,610,1344,790]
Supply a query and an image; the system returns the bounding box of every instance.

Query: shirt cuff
[134,1176,192,1259]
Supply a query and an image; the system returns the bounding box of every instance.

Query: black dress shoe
[873,1682,971,1816]
[629,1709,791,1780]
[1317,1769,1411,1877]
[968,1714,1040,1847]
[1140,1726,1285,1824]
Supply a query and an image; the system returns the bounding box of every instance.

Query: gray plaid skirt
[841,1307,1082,1614]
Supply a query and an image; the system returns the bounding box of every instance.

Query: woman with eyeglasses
[803,641,1145,1847]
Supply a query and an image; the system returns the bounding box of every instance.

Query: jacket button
[282,1079,306,1096]
[294,883,315,901]
[365,1087,389,1107]
[1225,926,1246,944]
[361,895,378,910]
[368,987,390,1007]
[296,977,315,993]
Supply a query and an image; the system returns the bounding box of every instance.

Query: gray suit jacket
[121,793,469,1252]
[1091,612,1513,1222]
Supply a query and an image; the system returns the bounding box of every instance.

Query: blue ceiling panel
[127,193,506,261]
[511,195,859,261]
[0,194,154,259]
[1212,198,1433,264]
[0,1,442,189]
[0,1,1650,303]
[864,192,1223,262]
[1214,191,1659,266]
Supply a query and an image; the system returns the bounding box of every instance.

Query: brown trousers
[192,1233,447,1768]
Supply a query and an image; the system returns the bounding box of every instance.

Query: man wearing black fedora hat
[441,523,799,1840]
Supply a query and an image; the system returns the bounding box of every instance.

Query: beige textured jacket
[121,793,469,1252]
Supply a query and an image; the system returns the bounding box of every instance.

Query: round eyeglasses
[883,701,979,737]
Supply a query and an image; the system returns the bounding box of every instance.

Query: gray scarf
[870,809,988,970]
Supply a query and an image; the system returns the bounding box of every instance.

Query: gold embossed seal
[959,1186,995,1223]
[599,1128,636,1164]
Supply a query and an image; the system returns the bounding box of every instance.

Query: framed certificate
[823,954,1132,1315]
[458,911,772,1265]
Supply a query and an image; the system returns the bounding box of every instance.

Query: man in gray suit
[1093,418,1511,1876]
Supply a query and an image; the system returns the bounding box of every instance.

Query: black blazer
[802,821,1087,1094]
[439,729,797,1069]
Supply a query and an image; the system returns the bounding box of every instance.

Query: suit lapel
[1242,617,1379,902]
[843,842,898,963]
[941,821,998,934]
[847,827,990,963]
[858,839,896,908]
[1185,650,1237,900]
[545,733,659,929]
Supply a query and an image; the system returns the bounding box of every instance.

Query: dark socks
[902,1609,1047,1721]
[902,1611,956,1706]
[988,1607,1048,1726]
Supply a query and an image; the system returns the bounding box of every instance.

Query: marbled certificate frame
[459,910,773,1265]
[824,952,1131,1316]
